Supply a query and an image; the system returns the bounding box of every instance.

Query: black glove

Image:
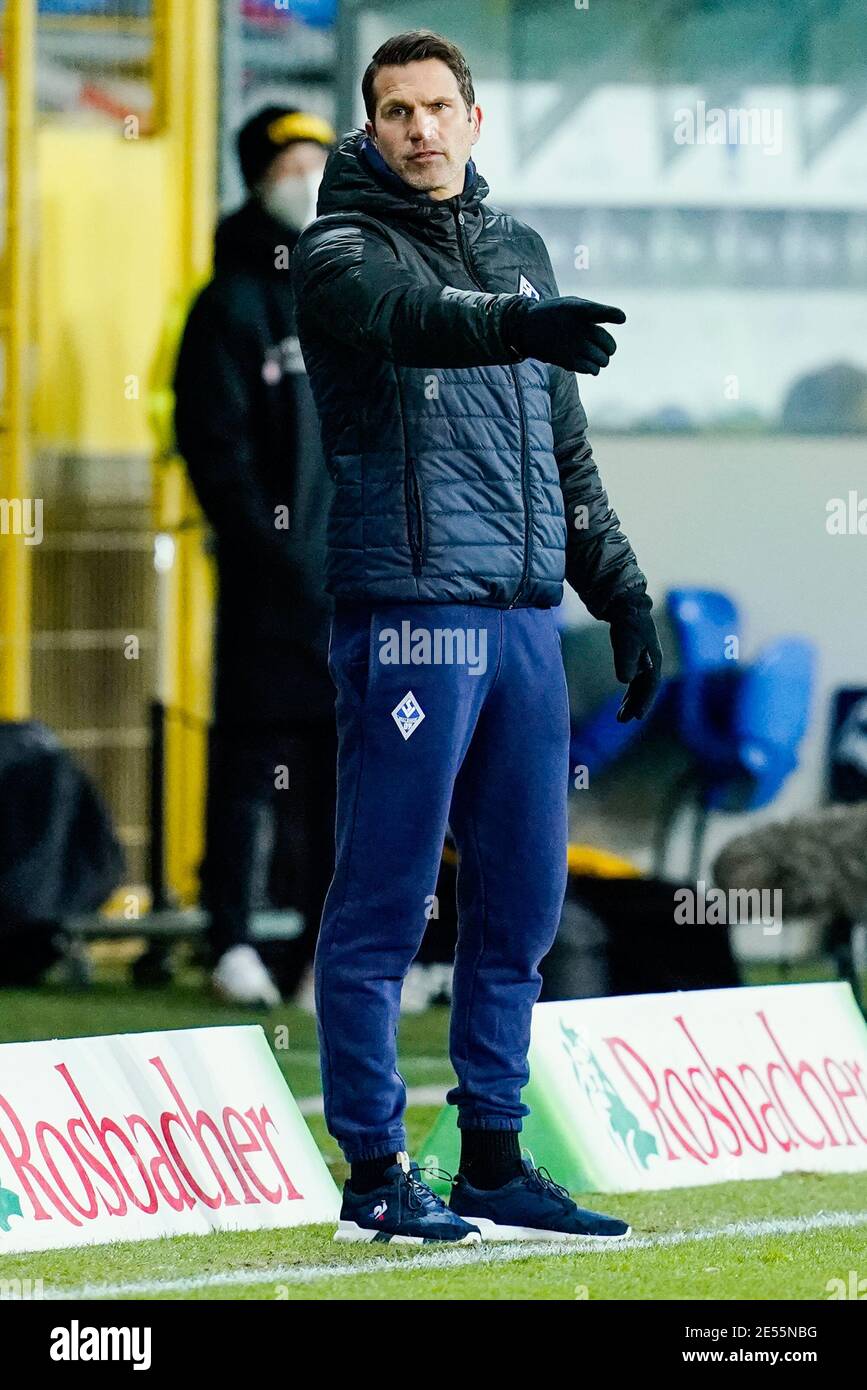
[504,295,626,375]
[605,591,663,722]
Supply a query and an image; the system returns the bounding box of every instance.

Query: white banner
[530,982,867,1190]
[0,1026,339,1253]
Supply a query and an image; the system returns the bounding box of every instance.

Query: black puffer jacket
[173,196,335,723]
[292,129,646,615]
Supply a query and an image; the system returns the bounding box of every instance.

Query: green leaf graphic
[0,1182,23,1232]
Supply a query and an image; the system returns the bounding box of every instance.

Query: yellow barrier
[150,0,218,902]
[0,0,36,718]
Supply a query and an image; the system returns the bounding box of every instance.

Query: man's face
[365,57,481,201]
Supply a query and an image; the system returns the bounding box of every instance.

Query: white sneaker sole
[457,1216,631,1243]
[333,1220,481,1245]
[211,980,280,1009]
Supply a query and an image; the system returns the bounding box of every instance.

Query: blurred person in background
[293,30,662,1243]
[173,107,337,1007]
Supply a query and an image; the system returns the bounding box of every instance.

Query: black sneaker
[450,1159,631,1242]
[335,1153,482,1245]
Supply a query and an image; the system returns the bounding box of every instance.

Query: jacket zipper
[404,455,425,575]
[395,366,425,576]
[452,204,531,609]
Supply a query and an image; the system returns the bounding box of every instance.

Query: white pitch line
[42,1208,867,1300]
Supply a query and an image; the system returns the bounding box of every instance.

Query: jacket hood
[213,195,301,277]
[316,127,489,226]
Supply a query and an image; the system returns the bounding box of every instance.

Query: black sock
[350,1154,399,1194]
[459,1128,523,1189]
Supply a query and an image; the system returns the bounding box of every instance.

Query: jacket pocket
[404,456,426,574]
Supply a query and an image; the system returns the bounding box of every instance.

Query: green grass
[1,1170,863,1301]
[1,975,865,1300]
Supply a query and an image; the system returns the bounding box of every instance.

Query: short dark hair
[361,30,475,124]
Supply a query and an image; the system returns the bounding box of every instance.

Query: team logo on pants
[392,691,425,740]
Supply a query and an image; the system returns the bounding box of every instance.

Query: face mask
[260,169,320,230]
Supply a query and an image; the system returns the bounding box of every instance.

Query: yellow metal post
[0,0,36,718]
[152,0,218,901]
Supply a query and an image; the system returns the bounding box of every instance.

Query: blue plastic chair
[718,637,816,810]
[668,588,740,672]
[656,632,817,876]
[667,588,741,765]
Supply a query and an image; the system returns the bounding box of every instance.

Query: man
[173,107,338,1007]
[293,32,662,1243]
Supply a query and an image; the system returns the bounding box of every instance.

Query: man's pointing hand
[505,296,626,374]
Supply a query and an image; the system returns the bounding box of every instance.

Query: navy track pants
[315,601,570,1162]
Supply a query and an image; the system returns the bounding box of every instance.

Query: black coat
[173,196,335,725]
[293,129,646,614]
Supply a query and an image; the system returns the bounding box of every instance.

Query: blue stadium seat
[656,616,816,874]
